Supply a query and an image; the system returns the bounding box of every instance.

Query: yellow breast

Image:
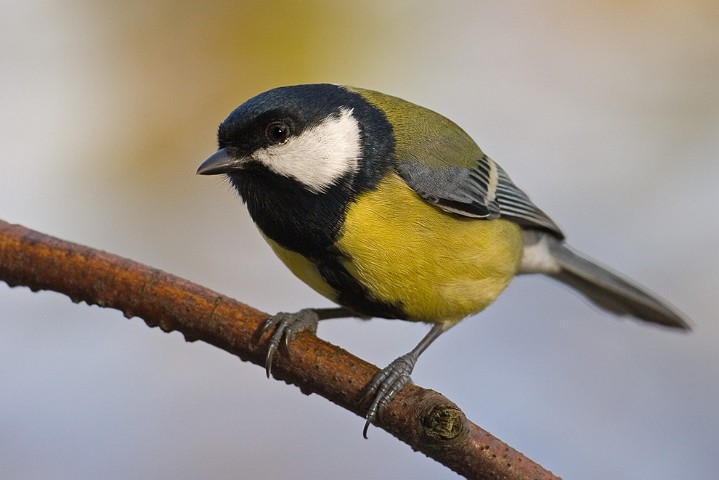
[338,172,522,324]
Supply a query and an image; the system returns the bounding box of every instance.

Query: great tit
[197,84,689,436]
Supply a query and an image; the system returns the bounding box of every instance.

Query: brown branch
[0,219,560,480]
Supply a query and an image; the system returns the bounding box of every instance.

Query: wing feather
[396,154,563,238]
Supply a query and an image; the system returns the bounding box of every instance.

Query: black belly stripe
[316,250,406,320]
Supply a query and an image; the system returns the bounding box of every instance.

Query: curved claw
[361,352,418,438]
[259,309,320,378]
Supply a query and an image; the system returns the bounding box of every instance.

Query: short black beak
[196,148,243,175]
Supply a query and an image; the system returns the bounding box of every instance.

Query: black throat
[228,166,352,259]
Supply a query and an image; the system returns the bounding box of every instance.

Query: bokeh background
[2,1,717,478]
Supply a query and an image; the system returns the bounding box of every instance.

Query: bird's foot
[259,308,319,378]
[361,352,418,438]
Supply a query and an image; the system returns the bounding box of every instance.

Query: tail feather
[539,235,690,330]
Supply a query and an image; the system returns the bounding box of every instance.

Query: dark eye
[265,121,290,143]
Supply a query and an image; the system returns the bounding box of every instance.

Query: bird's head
[197,84,393,196]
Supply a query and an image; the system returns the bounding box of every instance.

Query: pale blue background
[1,1,717,479]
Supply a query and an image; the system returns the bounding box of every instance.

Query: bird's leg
[362,323,447,438]
[260,307,355,377]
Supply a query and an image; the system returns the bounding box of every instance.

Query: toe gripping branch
[360,323,447,437]
[259,307,354,378]
[361,352,418,438]
[260,308,320,378]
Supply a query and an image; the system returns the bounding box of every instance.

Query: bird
[197,83,690,437]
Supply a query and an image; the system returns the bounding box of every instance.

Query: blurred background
[1,1,717,478]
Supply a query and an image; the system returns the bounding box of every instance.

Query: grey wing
[395,154,564,238]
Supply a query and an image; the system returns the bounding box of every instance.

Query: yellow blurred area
[69,1,396,178]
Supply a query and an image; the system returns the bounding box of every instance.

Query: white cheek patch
[252,107,361,193]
